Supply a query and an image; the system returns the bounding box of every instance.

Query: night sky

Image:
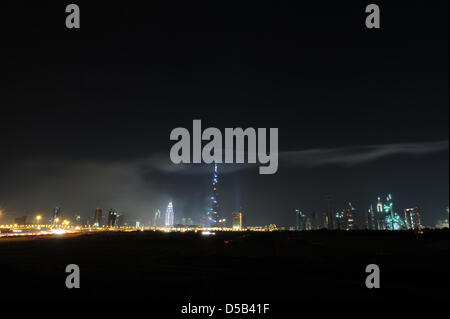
[1,1,448,226]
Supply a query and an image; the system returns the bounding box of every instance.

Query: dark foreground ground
[0,230,448,300]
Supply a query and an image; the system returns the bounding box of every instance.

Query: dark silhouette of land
[0,230,448,300]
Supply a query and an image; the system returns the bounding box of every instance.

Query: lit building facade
[116,213,124,227]
[404,206,422,230]
[383,194,405,230]
[154,209,162,227]
[295,209,307,231]
[376,197,386,230]
[165,202,174,226]
[232,212,244,230]
[108,209,117,227]
[336,202,357,230]
[206,164,220,227]
[436,207,449,229]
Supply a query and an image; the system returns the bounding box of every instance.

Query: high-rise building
[206,164,220,227]
[368,205,376,230]
[436,207,449,229]
[165,202,174,226]
[116,213,124,227]
[346,202,357,230]
[154,209,162,227]
[404,207,422,230]
[310,211,320,230]
[305,217,313,230]
[232,212,244,230]
[384,194,395,230]
[356,203,368,230]
[383,194,405,230]
[295,209,307,231]
[108,209,117,227]
[336,202,357,230]
[94,208,102,227]
[375,197,386,230]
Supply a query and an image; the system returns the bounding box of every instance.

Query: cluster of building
[151,164,246,230]
[152,202,245,230]
[2,165,448,232]
[295,194,430,231]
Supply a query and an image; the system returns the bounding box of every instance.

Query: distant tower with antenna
[207,164,220,227]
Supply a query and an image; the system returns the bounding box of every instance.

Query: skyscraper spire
[207,164,220,227]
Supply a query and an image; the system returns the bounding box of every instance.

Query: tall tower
[154,209,162,227]
[376,196,386,230]
[232,212,243,230]
[404,206,421,230]
[368,205,376,230]
[295,209,307,231]
[94,208,102,227]
[165,202,174,226]
[384,194,395,230]
[207,164,220,227]
[108,209,117,227]
[345,202,357,230]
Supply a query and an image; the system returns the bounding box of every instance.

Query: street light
[36,215,42,224]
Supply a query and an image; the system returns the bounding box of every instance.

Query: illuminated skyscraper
[154,209,162,227]
[376,197,386,230]
[295,209,307,231]
[232,212,244,230]
[368,205,376,230]
[116,213,124,227]
[108,209,117,227]
[94,208,102,227]
[383,194,404,230]
[336,202,357,230]
[206,164,220,227]
[165,202,174,226]
[346,202,357,230]
[384,194,395,230]
[436,207,449,228]
[404,207,422,230]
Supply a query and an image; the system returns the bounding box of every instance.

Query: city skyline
[1,2,448,228]
[0,1,448,306]
[1,185,448,229]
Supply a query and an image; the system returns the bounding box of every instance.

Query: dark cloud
[0,159,169,224]
[144,140,449,174]
[281,141,449,167]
